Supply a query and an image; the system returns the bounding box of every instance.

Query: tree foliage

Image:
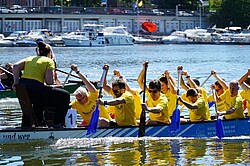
[209,0,250,28]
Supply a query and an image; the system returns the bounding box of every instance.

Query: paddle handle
[62,69,73,88]
[0,66,13,76]
[200,74,212,87]
[138,61,148,137]
[212,88,218,117]
[98,69,107,98]
[56,68,81,79]
[177,69,182,96]
[142,61,148,103]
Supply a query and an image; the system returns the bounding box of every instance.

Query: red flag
[142,22,157,33]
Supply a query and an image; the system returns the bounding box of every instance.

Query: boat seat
[15,84,39,128]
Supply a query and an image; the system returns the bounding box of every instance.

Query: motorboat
[161,31,190,44]
[0,34,14,47]
[102,26,135,46]
[13,29,53,46]
[4,31,28,41]
[62,24,105,47]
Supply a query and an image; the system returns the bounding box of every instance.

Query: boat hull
[0,83,82,98]
[63,38,105,47]
[0,118,249,142]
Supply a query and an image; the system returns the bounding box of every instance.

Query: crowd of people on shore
[1,41,250,128]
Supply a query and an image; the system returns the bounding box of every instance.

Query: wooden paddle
[62,69,73,88]
[212,88,225,139]
[170,68,182,132]
[87,68,107,135]
[0,66,13,75]
[200,73,212,87]
[138,61,148,137]
[56,68,81,79]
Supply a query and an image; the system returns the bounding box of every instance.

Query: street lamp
[198,0,203,28]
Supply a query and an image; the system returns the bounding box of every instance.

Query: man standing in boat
[137,62,170,125]
[70,64,111,127]
[12,41,70,128]
[96,64,137,126]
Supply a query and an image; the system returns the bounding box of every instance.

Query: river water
[0,44,250,165]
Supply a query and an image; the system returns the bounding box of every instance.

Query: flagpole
[137,1,139,37]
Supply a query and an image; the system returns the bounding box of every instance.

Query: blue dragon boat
[0,118,249,142]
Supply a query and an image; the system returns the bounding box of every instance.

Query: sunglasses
[149,89,158,93]
[77,96,85,102]
[113,89,120,93]
[215,89,222,92]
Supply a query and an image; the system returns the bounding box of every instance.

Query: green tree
[209,0,250,28]
[209,0,222,10]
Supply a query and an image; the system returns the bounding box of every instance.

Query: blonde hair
[73,87,87,97]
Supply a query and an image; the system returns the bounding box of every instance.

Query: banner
[102,0,107,5]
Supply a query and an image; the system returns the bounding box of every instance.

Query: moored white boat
[102,26,135,46]
[161,31,191,44]
[62,24,105,47]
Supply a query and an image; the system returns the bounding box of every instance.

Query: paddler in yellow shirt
[179,68,210,120]
[96,64,137,126]
[216,80,244,119]
[238,68,250,116]
[113,70,142,121]
[159,70,177,117]
[137,62,170,125]
[70,64,111,127]
[178,88,207,122]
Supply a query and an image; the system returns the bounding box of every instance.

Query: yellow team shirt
[131,88,142,119]
[207,94,227,112]
[146,91,170,124]
[71,90,111,124]
[163,90,177,117]
[22,56,55,83]
[188,97,207,122]
[240,89,250,116]
[113,91,136,126]
[199,87,210,120]
[220,89,244,119]
[180,88,210,120]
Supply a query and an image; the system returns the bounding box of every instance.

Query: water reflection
[1,137,250,165]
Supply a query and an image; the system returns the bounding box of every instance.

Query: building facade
[0,0,54,7]
[0,11,208,35]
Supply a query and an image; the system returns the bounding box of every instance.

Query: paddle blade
[138,110,146,137]
[170,108,180,132]
[216,118,225,139]
[208,101,215,108]
[87,105,100,135]
[0,82,4,90]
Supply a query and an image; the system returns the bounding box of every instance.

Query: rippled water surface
[0,44,250,165]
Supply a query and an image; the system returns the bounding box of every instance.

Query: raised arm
[178,96,198,109]
[238,68,250,91]
[182,70,199,90]
[12,59,26,90]
[165,70,177,94]
[211,70,228,90]
[113,69,136,94]
[71,64,96,92]
[102,64,112,93]
[137,62,148,91]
